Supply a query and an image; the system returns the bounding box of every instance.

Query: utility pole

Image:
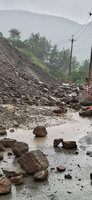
[88,46,92,87]
[68,34,76,81]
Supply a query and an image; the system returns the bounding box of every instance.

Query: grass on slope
[18,48,49,72]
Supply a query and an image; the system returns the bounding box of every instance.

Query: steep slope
[0,37,58,104]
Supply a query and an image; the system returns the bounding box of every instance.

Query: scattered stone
[0,155,3,160]
[90,173,92,180]
[10,175,24,185]
[86,151,92,157]
[33,169,48,181]
[65,174,72,179]
[3,167,26,178]
[10,129,15,133]
[67,191,72,194]
[7,152,13,156]
[73,151,79,155]
[72,103,81,110]
[0,126,7,136]
[33,126,48,137]
[0,177,12,194]
[78,178,81,181]
[18,150,49,174]
[12,141,29,157]
[57,166,66,172]
[50,168,55,170]
[62,141,77,149]
[0,138,17,148]
[13,124,19,128]
[81,96,92,106]
[79,109,92,117]
[0,174,2,178]
[53,138,63,147]
[53,107,67,114]
[0,142,5,151]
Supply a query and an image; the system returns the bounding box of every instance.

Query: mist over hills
[0,10,92,62]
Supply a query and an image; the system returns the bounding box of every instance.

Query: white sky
[0,0,92,23]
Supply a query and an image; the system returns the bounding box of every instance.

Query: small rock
[65,174,72,179]
[0,177,12,194]
[57,166,66,172]
[13,124,19,128]
[33,169,48,181]
[10,129,14,133]
[12,141,29,157]
[53,138,63,147]
[67,191,72,194]
[0,126,7,136]
[7,152,12,156]
[90,173,92,179]
[3,167,26,178]
[0,142,5,151]
[10,175,24,185]
[0,155,3,160]
[33,126,48,137]
[53,107,67,114]
[62,141,77,149]
[86,151,92,157]
[79,109,92,117]
[0,138,17,148]
[51,168,55,170]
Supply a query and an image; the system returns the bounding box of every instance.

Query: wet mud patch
[1,145,92,200]
[0,110,92,200]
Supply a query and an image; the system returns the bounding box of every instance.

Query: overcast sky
[0,0,92,23]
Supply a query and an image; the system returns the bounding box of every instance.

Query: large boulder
[0,138,16,148]
[33,126,48,137]
[18,150,49,174]
[0,177,12,194]
[12,141,29,157]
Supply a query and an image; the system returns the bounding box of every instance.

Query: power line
[74,15,90,39]
[78,24,92,42]
[60,13,92,48]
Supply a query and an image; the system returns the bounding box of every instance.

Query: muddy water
[4,111,91,147]
[0,110,92,200]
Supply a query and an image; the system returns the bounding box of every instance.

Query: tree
[24,33,51,62]
[48,45,59,74]
[0,32,3,37]
[9,28,21,40]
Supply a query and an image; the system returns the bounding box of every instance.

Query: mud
[0,109,92,200]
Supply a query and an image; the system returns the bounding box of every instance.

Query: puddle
[0,111,90,148]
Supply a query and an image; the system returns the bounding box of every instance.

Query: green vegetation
[18,48,49,72]
[0,32,3,37]
[7,29,89,83]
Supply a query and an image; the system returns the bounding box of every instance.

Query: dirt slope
[0,37,58,104]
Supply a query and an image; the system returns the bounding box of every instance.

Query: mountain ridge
[0,10,92,61]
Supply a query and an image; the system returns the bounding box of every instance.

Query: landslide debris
[0,37,58,105]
